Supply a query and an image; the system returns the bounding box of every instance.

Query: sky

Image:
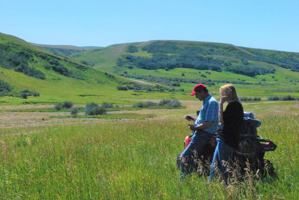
[1,0,299,52]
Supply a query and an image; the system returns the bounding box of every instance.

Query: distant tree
[127,45,138,53]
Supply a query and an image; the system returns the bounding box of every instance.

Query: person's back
[219,101,244,149]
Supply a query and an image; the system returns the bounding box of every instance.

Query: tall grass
[0,105,298,199]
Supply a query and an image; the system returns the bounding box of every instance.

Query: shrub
[117,86,129,91]
[70,107,79,117]
[171,82,180,87]
[133,101,158,108]
[226,65,275,77]
[133,99,182,109]
[52,65,71,76]
[54,103,64,110]
[267,96,299,101]
[15,65,46,79]
[127,45,138,53]
[267,96,279,101]
[49,59,59,66]
[158,99,182,108]
[240,97,261,102]
[102,103,114,109]
[19,89,40,99]
[0,80,12,96]
[281,96,296,101]
[117,53,222,71]
[54,101,74,110]
[85,103,106,115]
[62,101,73,109]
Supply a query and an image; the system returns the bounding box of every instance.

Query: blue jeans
[209,138,234,184]
[179,130,213,176]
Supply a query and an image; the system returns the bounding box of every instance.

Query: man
[180,83,219,176]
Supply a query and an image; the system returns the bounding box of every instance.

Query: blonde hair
[219,84,239,102]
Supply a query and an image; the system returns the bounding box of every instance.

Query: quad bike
[176,112,277,179]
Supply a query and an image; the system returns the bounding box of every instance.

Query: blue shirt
[194,94,219,134]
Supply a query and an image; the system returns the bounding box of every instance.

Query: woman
[209,84,244,184]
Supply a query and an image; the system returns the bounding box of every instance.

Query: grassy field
[1,32,299,199]
[0,101,298,199]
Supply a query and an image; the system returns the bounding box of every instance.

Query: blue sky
[1,0,299,52]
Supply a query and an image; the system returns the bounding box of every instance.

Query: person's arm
[189,121,213,131]
[185,115,195,121]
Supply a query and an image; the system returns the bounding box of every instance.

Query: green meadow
[0,101,298,199]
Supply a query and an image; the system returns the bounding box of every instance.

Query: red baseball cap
[191,84,207,96]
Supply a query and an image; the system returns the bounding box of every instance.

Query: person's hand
[185,115,195,121]
[220,96,229,105]
[188,124,196,131]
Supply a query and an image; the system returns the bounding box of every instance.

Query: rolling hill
[66,40,299,98]
[2,32,299,104]
[0,33,171,104]
[35,44,101,57]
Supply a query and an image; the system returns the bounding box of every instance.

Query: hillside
[2,33,299,103]
[36,44,101,57]
[70,40,299,98]
[0,33,170,104]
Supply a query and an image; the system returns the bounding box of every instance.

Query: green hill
[36,44,101,57]
[70,40,299,98]
[2,33,299,103]
[0,33,172,104]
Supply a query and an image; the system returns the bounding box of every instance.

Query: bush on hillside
[52,65,71,77]
[15,65,46,79]
[85,103,106,115]
[133,101,158,108]
[54,101,74,110]
[127,45,138,53]
[19,89,40,99]
[0,80,12,96]
[70,107,80,117]
[133,99,182,109]
[117,85,129,91]
[101,103,114,109]
[158,99,182,108]
[240,97,261,102]
[268,96,299,101]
